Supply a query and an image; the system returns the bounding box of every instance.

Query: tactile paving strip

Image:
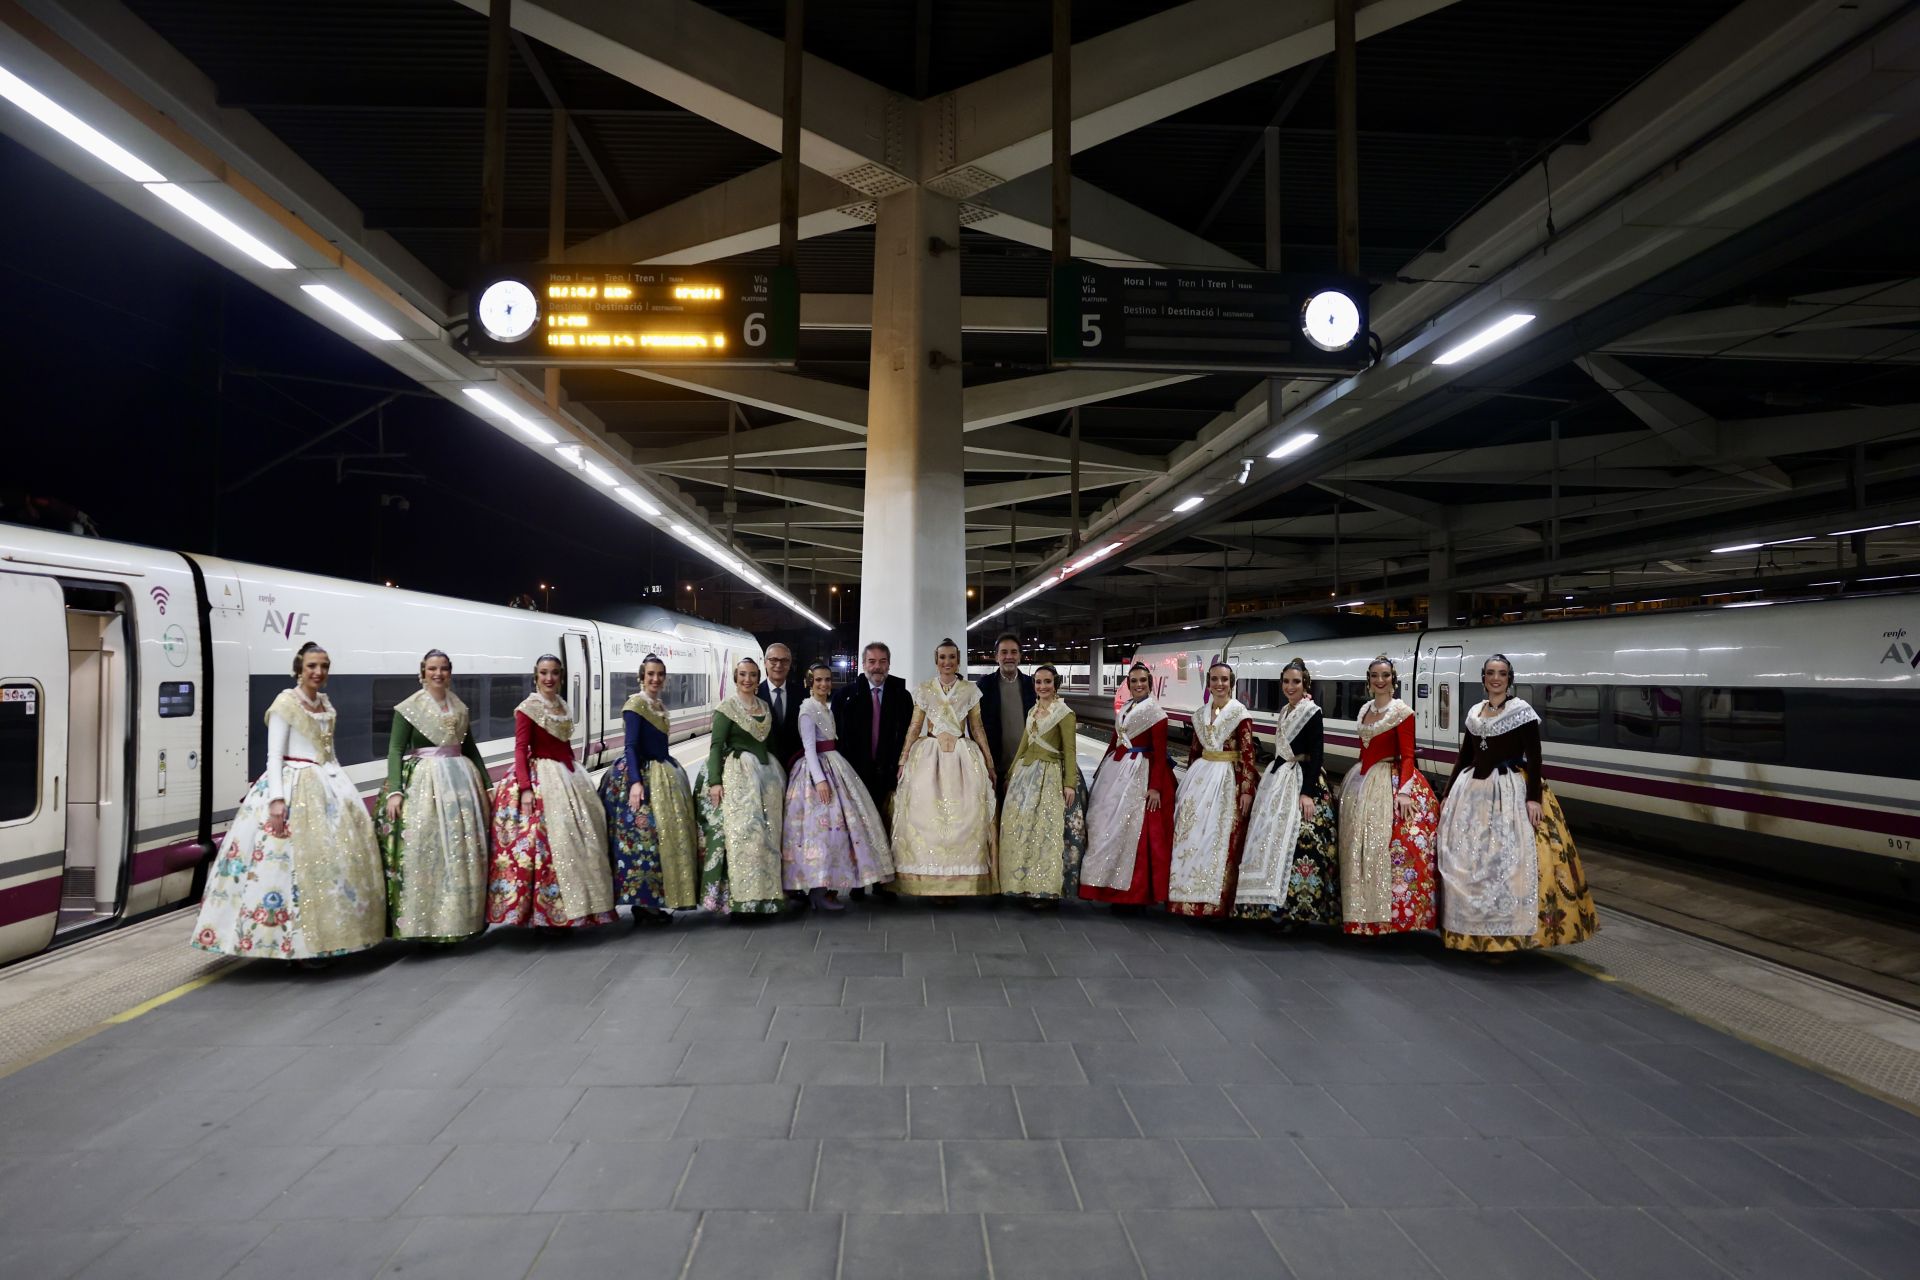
[1573,909,1920,1107]
[0,917,232,1074]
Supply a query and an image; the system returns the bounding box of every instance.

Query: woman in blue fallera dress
[598,654,699,922]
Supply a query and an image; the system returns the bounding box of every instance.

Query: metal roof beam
[918,0,1461,195]
[962,173,1251,268]
[451,0,917,191]
[619,368,868,433]
[554,161,868,265]
[963,371,1198,431]
[510,31,629,224]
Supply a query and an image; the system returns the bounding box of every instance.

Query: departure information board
[467,265,798,366]
[1050,263,1370,376]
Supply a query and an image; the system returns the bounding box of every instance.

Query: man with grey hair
[758,641,806,767]
[975,632,1035,806]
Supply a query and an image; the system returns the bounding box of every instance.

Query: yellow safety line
[0,962,236,1081]
[104,964,236,1022]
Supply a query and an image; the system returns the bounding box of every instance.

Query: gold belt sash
[1200,749,1237,763]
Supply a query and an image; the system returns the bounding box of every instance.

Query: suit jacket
[975,669,1037,781]
[831,674,913,804]
[758,676,807,767]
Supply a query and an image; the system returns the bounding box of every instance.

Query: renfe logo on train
[1880,628,1919,667]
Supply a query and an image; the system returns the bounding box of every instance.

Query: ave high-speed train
[0,523,762,966]
[1126,595,1920,904]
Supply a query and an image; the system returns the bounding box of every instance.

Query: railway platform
[2,738,1919,1280]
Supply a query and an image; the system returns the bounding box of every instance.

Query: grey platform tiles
[4,902,1920,1279]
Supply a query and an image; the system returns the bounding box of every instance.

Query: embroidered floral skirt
[598,757,700,910]
[192,762,385,960]
[487,760,617,928]
[1338,761,1439,936]
[890,737,997,896]
[1168,759,1249,918]
[376,753,490,942]
[694,752,794,914]
[1437,772,1597,952]
[1232,766,1340,924]
[998,759,1089,900]
[781,750,894,892]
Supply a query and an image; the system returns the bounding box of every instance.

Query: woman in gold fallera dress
[892,638,999,897]
[192,642,386,963]
[376,648,493,942]
[997,664,1089,904]
[486,654,618,929]
[1436,652,1598,953]
[694,657,793,916]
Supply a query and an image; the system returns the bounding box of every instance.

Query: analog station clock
[477,278,539,343]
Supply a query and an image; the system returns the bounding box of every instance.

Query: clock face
[478,279,539,343]
[1301,290,1361,352]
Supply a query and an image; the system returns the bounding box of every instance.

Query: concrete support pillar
[1089,612,1105,697]
[1426,540,1456,629]
[857,187,966,681]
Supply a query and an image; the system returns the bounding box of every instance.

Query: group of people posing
[189,631,1596,963]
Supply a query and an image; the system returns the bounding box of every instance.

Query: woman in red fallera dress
[486,654,618,929]
[1339,656,1439,935]
[1080,663,1176,908]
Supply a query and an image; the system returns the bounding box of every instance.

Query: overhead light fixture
[462,387,556,444]
[147,183,295,269]
[580,459,619,487]
[1267,431,1318,461]
[1711,536,1812,554]
[1065,542,1124,574]
[0,64,165,182]
[1432,313,1535,366]
[615,488,660,516]
[300,284,401,340]
[1173,496,1204,513]
[1339,600,1365,608]
[1828,519,1920,536]
[1235,458,1254,485]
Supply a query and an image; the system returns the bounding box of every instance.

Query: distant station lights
[1432,313,1536,366]
[1267,431,1318,461]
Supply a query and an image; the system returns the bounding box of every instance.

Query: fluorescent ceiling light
[300,284,401,340]
[1267,431,1318,460]
[1828,519,1920,536]
[0,65,165,183]
[1339,600,1365,608]
[580,460,619,487]
[1173,496,1204,513]
[1432,313,1535,366]
[1720,537,1804,556]
[461,387,556,444]
[146,183,294,269]
[615,488,660,516]
[1065,542,1123,574]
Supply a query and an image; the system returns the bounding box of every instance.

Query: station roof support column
[858,186,966,677]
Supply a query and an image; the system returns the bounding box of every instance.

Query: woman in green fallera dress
[693,657,794,915]
[376,649,493,942]
[997,664,1089,903]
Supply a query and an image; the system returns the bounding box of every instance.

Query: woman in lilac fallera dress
[782,662,895,908]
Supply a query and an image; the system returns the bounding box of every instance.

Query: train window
[608,672,640,708]
[1538,684,1602,746]
[1701,687,1785,763]
[489,675,527,739]
[1785,689,1920,781]
[1241,678,1278,712]
[452,675,488,727]
[0,683,42,822]
[1614,685,1683,753]
[369,675,418,743]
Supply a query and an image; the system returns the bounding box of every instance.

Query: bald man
[758,641,806,767]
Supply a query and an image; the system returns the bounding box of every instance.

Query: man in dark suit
[975,631,1036,803]
[832,639,913,822]
[757,642,806,768]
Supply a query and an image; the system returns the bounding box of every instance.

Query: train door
[0,574,70,959]
[61,592,133,933]
[563,630,593,759]
[1420,644,1462,760]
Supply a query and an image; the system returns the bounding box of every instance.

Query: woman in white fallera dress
[1167,662,1260,918]
[892,638,999,897]
[192,642,386,962]
[1234,658,1339,925]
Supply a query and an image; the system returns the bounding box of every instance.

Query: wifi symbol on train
[149,585,171,615]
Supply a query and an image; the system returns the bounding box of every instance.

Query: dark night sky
[0,131,706,624]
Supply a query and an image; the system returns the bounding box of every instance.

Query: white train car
[1129,596,1920,902]
[0,523,757,965]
